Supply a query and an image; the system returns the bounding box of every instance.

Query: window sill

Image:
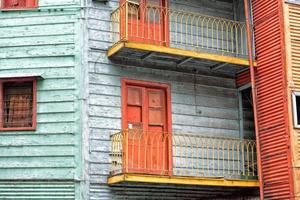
[0,6,38,11]
[0,127,36,131]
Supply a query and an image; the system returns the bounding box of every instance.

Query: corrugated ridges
[252,0,294,199]
[0,181,75,199]
[236,70,251,88]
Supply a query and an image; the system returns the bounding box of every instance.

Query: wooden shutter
[3,81,33,128]
[252,0,295,198]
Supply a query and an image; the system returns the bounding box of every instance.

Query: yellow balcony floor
[108,41,257,72]
[108,173,260,188]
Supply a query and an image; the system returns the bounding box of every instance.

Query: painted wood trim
[108,174,260,187]
[0,77,37,132]
[108,41,257,67]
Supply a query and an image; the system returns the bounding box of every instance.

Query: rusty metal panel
[236,70,251,88]
[252,0,294,199]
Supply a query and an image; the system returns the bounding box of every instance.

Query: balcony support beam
[141,52,155,60]
[210,62,229,71]
[108,174,260,188]
[177,57,193,66]
[108,42,257,67]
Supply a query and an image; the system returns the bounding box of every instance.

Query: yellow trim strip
[108,42,125,57]
[108,174,260,187]
[108,42,257,67]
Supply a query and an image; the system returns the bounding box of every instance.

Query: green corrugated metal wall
[0,182,75,199]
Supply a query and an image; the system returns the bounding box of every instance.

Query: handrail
[110,129,258,180]
[111,1,249,57]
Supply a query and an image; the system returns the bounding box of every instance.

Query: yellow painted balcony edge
[108,174,260,188]
[108,42,257,67]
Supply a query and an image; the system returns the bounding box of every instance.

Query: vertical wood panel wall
[0,0,83,198]
[286,1,300,198]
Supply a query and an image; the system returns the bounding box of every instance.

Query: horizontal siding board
[86,0,258,199]
[0,9,79,185]
[0,146,74,157]
[0,168,75,180]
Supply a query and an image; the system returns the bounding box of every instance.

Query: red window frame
[1,0,38,10]
[0,77,37,131]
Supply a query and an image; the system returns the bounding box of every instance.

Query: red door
[120,0,169,46]
[122,79,172,175]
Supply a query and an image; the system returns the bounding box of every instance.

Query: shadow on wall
[108,183,259,199]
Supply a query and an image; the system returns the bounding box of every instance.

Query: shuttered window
[1,0,38,10]
[0,78,37,131]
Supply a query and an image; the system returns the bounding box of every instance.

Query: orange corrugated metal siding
[252,0,294,199]
[236,70,251,88]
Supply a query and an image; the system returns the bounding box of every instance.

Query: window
[1,0,38,10]
[0,78,37,131]
[292,92,300,128]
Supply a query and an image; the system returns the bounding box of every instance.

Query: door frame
[121,78,173,175]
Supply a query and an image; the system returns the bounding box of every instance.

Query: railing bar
[111,129,257,180]
[113,2,248,57]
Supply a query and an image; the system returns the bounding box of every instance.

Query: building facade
[0,0,87,199]
[4,0,300,199]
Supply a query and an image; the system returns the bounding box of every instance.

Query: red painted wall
[252,0,295,199]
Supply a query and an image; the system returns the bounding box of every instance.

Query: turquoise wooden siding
[0,0,85,199]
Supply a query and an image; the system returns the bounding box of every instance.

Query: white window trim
[292,92,300,128]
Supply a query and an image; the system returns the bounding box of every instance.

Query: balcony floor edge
[108,41,257,67]
[108,173,260,188]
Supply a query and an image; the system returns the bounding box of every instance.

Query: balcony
[108,1,255,73]
[108,129,259,188]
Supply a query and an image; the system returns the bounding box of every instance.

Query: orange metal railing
[110,129,258,180]
[111,1,249,57]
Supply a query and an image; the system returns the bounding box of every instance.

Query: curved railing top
[111,1,250,57]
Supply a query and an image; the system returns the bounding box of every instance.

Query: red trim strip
[1,0,38,10]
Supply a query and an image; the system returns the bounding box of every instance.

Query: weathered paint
[107,42,255,66]
[86,0,257,199]
[252,0,295,198]
[0,0,86,198]
[108,174,260,187]
[285,1,300,199]
[0,0,260,199]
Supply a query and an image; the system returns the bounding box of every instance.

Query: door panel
[120,0,169,46]
[123,81,170,175]
[126,86,146,172]
[146,89,167,173]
